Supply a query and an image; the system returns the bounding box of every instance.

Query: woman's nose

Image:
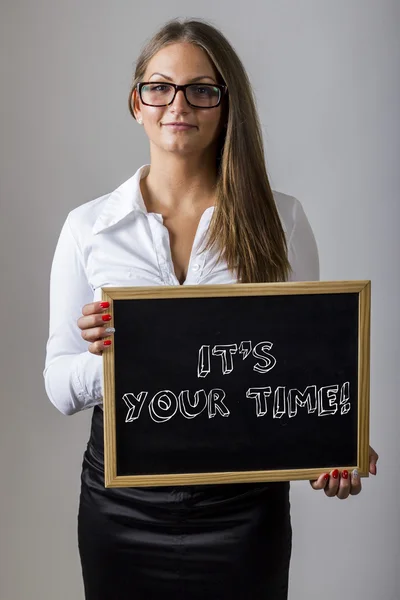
[170,89,190,110]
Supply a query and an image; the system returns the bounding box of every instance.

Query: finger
[336,470,351,500]
[310,473,329,490]
[350,469,362,495]
[77,312,113,331]
[81,326,115,343]
[324,469,340,497]
[369,446,379,475]
[88,338,112,356]
[82,301,110,316]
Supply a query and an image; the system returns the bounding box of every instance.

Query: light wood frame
[102,280,370,488]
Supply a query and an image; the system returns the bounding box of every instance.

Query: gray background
[1,1,399,598]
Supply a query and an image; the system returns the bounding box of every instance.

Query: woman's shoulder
[67,192,111,230]
[272,190,319,281]
[272,190,303,237]
[60,192,111,253]
[66,166,147,240]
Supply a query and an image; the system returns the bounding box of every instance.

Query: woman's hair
[128,18,291,283]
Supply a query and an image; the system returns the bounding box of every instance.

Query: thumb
[310,473,329,490]
[369,446,379,475]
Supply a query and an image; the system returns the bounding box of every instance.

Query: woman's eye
[145,84,170,93]
[195,87,210,95]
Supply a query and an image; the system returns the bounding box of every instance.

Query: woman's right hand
[77,301,115,355]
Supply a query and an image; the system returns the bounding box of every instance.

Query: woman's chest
[85,213,237,301]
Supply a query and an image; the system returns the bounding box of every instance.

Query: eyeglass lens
[141,83,221,107]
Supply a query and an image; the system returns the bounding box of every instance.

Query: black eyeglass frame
[137,82,228,108]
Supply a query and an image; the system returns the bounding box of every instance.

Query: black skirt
[78,406,292,600]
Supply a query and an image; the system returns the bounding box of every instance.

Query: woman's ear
[131,88,141,121]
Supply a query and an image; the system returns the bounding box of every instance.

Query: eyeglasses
[137,82,227,108]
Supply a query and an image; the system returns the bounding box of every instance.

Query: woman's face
[133,42,225,158]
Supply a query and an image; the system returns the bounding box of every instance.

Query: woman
[44,18,378,599]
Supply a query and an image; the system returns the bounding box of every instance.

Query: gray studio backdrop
[1,1,399,599]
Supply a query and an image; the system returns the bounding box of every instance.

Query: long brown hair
[128,18,291,283]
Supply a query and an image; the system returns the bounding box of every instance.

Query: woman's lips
[163,123,196,131]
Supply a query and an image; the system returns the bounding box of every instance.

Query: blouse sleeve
[43,215,103,415]
[287,198,320,282]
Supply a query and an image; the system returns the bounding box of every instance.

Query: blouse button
[192,263,200,272]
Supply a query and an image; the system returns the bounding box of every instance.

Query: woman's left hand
[310,446,379,499]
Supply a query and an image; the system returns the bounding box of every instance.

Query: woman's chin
[160,141,199,155]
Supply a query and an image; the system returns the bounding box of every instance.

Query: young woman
[44,18,378,600]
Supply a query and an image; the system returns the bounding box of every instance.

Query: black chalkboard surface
[102,281,370,488]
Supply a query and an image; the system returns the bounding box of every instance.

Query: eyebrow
[148,72,217,83]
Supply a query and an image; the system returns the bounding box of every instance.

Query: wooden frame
[102,280,370,488]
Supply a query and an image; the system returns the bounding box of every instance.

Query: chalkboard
[102,281,370,488]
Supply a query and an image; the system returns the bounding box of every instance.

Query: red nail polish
[332,469,339,479]
[103,340,112,346]
[100,301,110,308]
[323,474,329,481]
[342,470,349,479]
[102,314,112,322]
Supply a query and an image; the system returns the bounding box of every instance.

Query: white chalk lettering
[340,381,351,415]
[318,385,339,416]
[288,386,317,418]
[208,389,230,418]
[123,381,351,423]
[252,341,277,374]
[179,389,208,419]
[246,387,272,416]
[123,392,148,423]
[273,386,286,418]
[197,345,211,378]
[149,390,178,423]
[239,341,252,360]
[212,344,238,375]
[122,341,353,425]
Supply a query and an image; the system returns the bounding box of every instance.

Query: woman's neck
[141,153,218,216]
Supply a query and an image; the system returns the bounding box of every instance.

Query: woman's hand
[77,301,115,355]
[310,446,379,499]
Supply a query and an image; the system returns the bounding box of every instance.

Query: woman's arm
[287,199,380,496]
[287,198,320,282]
[43,215,103,415]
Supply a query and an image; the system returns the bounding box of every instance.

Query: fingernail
[342,470,349,479]
[352,469,359,479]
[323,474,329,481]
[100,301,110,308]
[103,340,112,346]
[332,469,339,479]
[102,314,112,322]
[104,327,115,334]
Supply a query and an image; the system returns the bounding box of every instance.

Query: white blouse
[44,164,320,416]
